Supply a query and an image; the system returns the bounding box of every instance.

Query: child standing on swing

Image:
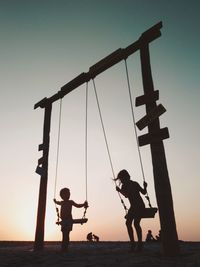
[115,169,147,252]
[54,187,88,251]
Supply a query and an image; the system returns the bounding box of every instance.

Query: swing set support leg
[139,44,179,256]
[34,103,52,251]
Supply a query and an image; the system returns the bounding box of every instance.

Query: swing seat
[141,207,158,218]
[73,218,88,224]
[56,218,88,226]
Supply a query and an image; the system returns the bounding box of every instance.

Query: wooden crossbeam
[38,157,44,165]
[135,90,159,107]
[136,104,166,130]
[34,21,162,109]
[138,127,169,146]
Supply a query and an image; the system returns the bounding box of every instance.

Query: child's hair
[60,187,70,200]
[114,169,130,183]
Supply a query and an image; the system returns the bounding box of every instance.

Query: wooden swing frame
[34,21,179,256]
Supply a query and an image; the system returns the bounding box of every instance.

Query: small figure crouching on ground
[145,230,156,242]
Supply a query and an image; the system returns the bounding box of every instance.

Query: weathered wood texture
[34,104,52,251]
[140,44,179,256]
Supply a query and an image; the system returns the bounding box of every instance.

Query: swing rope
[53,82,89,222]
[124,59,152,208]
[82,82,89,219]
[92,79,128,214]
[54,98,63,223]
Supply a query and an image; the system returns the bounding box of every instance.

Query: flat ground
[0,241,200,267]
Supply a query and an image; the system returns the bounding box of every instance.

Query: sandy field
[0,241,200,267]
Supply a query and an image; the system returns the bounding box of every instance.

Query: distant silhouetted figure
[156,230,161,241]
[87,232,93,242]
[145,230,155,242]
[93,234,99,242]
[54,188,88,251]
[115,169,147,252]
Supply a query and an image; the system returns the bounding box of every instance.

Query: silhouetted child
[145,230,155,242]
[93,234,99,242]
[54,187,88,251]
[115,169,147,252]
[87,232,93,242]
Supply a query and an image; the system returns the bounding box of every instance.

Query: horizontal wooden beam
[136,104,166,130]
[138,127,169,146]
[89,48,124,78]
[135,90,159,107]
[34,98,48,110]
[34,21,162,109]
[124,22,162,57]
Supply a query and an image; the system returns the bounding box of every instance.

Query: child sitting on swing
[115,169,147,252]
[54,187,88,251]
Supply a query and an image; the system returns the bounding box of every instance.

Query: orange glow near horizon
[1,195,200,242]
[0,0,200,244]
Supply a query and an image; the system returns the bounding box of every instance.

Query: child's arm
[71,200,88,208]
[53,198,62,205]
[116,186,128,198]
[139,181,147,194]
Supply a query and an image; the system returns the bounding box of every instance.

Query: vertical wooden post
[34,103,52,251]
[140,44,179,256]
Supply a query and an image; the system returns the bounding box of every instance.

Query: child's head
[60,188,70,200]
[116,169,130,184]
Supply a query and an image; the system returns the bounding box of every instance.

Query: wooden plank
[60,72,88,95]
[140,207,158,219]
[38,157,44,165]
[34,98,48,110]
[124,21,162,57]
[136,104,166,130]
[34,22,163,108]
[73,218,88,224]
[38,144,44,151]
[89,49,124,78]
[139,21,162,43]
[138,127,169,146]
[135,90,159,107]
[35,166,44,176]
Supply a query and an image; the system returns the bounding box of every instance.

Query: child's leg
[126,215,136,251]
[62,230,70,251]
[134,218,143,251]
[134,218,142,242]
[126,217,134,242]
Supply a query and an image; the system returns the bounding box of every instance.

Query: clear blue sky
[0,0,199,241]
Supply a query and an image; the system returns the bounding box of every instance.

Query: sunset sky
[0,0,199,242]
